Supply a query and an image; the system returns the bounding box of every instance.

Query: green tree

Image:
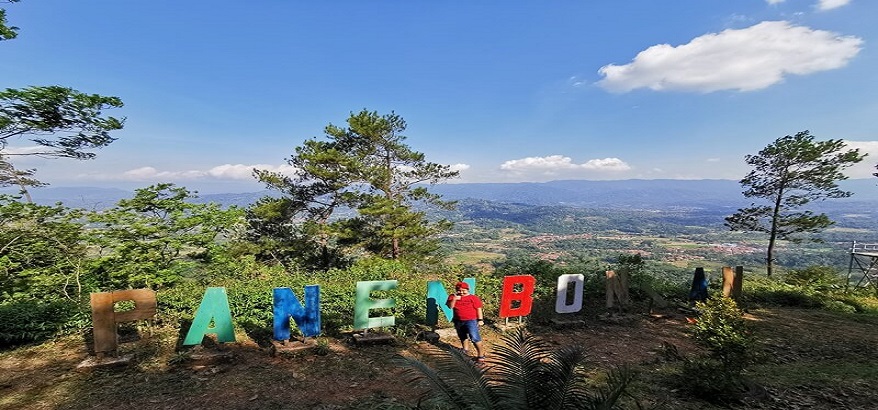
[253,109,458,267]
[0,195,87,300]
[725,131,865,276]
[0,154,46,203]
[88,184,244,290]
[0,1,20,41]
[250,137,361,270]
[1,86,124,159]
[331,110,458,258]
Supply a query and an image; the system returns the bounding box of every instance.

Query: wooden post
[733,266,744,300]
[617,269,631,306]
[90,292,116,358]
[606,270,630,312]
[605,270,617,309]
[722,266,734,298]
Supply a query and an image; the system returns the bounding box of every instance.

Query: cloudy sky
[2,0,876,192]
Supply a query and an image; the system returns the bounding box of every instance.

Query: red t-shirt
[447,294,483,321]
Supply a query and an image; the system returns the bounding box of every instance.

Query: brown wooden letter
[90,289,157,355]
[722,266,735,298]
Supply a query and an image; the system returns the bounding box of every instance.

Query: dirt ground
[1,306,877,410]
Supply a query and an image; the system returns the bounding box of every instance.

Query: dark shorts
[454,319,482,343]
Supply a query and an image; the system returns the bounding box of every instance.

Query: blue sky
[2,0,877,193]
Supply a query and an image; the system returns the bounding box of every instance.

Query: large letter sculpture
[90,289,157,356]
[555,274,584,314]
[425,278,476,326]
[183,287,236,346]
[354,280,397,330]
[273,285,321,340]
[499,275,536,318]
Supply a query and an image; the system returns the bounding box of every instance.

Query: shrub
[0,299,87,347]
[679,357,747,404]
[822,299,857,314]
[691,296,753,369]
[676,296,755,404]
[783,265,842,292]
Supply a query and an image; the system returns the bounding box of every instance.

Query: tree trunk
[767,188,785,277]
[18,183,33,204]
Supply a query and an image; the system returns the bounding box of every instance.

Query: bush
[679,357,747,404]
[675,296,755,404]
[823,299,857,314]
[691,296,753,369]
[783,265,842,292]
[0,299,88,347]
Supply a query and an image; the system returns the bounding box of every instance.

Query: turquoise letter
[354,280,397,330]
[183,287,236,346]
[273,285,321,339]
[426,278,476,326]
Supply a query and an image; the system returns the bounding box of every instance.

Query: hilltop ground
[2,305,877,410]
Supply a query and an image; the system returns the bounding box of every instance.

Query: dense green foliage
[87,184,243,290]
[0,185,243,345]
[0,195,87,299]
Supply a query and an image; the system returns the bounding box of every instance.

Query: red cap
[455,281,469,290]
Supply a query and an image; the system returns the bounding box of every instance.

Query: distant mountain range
[5,178,877,211]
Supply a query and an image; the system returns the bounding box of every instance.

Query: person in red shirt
[446,281,486,362]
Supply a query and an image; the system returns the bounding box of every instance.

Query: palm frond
[398,329,636,410]
[396,347,496,410]
[396,354,474,410]
[584,365,636,410]
[542,345,592,409]
[489,328,552,409]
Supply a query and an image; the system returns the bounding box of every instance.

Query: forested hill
[431,179,746,208]
[432,178,878,208]
[7,178,878,210]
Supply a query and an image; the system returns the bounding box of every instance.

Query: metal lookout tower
[848,241,878,292]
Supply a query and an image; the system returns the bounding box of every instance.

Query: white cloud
[841,140,878,178]
[210,164,297,180]
[817,0,851,11]
[582,157,632,171]
[597,21,863,93]
[87,163,298,182]
[707,158,721,162]
[501,155,579,171]
[766,0,786,5]
[1,145,50,155]
[449,163,471,172]
[568,76,588,88]
[500,155,631,173]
